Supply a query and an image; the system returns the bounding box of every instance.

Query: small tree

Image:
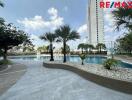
[61,44,70,54]
[84,44,94,54]
[79,54,87,65]
[88,44,94,53]
[55,25,80,63]
[96,43,106,54]
[40,32,56,61]
[78,43,94,54]
[116,32,132,54]
[112,7,132,31]
[103,59,118,70]
[78,43,85,54]
[0,24,30,60]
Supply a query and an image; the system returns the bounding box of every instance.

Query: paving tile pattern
[0,60,132,100]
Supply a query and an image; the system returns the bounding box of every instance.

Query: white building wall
[88,0,104,46]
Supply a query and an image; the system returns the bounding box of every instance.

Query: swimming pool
[9,55,132,68]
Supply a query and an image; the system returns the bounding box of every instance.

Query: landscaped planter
[43,62,132,94]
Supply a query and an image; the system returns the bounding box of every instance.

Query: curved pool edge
[43,62,132,94]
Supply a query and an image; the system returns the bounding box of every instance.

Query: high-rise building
[88,0,104,46]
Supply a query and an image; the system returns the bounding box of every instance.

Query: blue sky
[0,0,125,50]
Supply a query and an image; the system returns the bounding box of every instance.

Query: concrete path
[0,60,132,100]
[0,63,27,96]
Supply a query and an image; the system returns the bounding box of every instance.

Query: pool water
[9,55,132,69]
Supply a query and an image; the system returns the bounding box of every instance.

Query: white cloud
[30,34,40,41]
[104,12,112,20]
[48,7,58,16]
[65,24,89,50]
[29,33,63,50]
[48,7,58,20]
[30,34,44,47]
[104,11,115,27]
[17,7,64,48]
[77,24,87,34]
[17,16,39,31]
[17,7,64,32]
[105,32,121,42]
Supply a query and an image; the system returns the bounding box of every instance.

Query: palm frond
[55,25,80,41]
[96,43,106,49]
[112,7,132,31]
[78,43,85,49]
[40,32,56,43]
[0,17,5,25]
[67,31,80,41]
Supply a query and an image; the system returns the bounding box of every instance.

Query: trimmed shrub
[79,54,87,65]
[103,59,118,70]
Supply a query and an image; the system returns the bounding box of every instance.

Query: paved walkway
[0,60,132,100]
[0,63,27,96]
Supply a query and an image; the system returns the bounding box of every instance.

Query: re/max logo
[100,1,132,8]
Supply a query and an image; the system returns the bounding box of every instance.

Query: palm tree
[83,44,89,53]
[96,43,106,54]
[40,32,56,61]
[116,32,132,54]
[0,18,4,25]
[88,44,94,53]
[78,44,94,54]
[0,0,4,7]
[79,54,87,65]
[61,44,70,54]
[55,25,80,63]
[83,44,94,53]
[0,0,4,25]
[78,43,85,54]
[112,7,132,31]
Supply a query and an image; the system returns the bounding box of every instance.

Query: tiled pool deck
[0,60,132,100]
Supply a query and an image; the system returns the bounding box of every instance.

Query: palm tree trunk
[82,49,83,54]
[63,41,66,63]
[3,47,7,60]
[100,47,101,54]
[86,49,88,54]
[82,60,84,65]
[98,48,99,54]
[50,43,54,61]
[89,49,90,54]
